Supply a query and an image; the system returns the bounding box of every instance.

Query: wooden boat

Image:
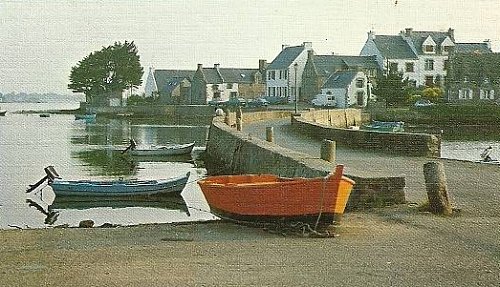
[39,113,50,117]
[198,165,355,227]
[75,113,96,120]
[0,109,6,116]
[49,172,190,197]
[361,121,404,132]
[129,142,195,156]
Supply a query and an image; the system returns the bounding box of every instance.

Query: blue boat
[50,172,190,197]
[75,113,97,121]
[361,121,404,132]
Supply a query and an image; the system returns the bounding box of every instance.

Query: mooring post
[320,139,336,163]
[236,106,243,131]
[224,108,230,125]
[423,162,453,215]
[266,126,274,142]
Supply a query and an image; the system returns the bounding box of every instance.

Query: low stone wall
[299,108,368,128]
[84,104,216,124]
[293,110,441,157]
[205,118,406,209]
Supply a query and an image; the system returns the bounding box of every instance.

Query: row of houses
[144,27,499,106]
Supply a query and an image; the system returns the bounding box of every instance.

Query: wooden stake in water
[266,126,274,142]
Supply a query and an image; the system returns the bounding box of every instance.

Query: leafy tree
[422,87,444,103]
[68,41,143,105]
[372,70,412,107]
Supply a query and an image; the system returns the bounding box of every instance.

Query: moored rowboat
[129,142,195,156]
[198,165,355,227]
[50,172,190,197]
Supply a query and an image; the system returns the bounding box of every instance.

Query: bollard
[235,106,243,131]
[224,108,230,125]
[320,139,336,163]
[266,126,274,142]
[236,118,242,131]
[423,162,452,215]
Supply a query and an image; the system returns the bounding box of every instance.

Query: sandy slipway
[1,205,499,287]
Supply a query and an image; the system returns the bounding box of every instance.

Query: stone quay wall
[293,109,441,157]
[205,118,406,209]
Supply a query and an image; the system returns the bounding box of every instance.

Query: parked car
[208,98,227,107]
[226,97,247,107]
[414,99,435,108]
[247,98,269,107]
[263,96,288,105]
[311,94,336,107]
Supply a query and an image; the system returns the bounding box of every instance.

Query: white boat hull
[130,142,195,156]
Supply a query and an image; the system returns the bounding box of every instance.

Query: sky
[1,0,500,95]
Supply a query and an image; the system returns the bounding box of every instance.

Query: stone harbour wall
[205,118,406,209]
[293,110,441,157]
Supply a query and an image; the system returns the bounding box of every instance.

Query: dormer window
[424,45,435,53]
[443,46,452,53]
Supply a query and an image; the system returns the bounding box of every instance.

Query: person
[480,146,493,162]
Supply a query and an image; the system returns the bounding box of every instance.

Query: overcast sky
[1,0,500,95]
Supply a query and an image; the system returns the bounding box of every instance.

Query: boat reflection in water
[50,194,189,215]
[26,193,191,226]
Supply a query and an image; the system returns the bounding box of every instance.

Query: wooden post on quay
[320,139,336,163]
[423,162,453,215]
[266,126,274,142]
[236,107,243,131]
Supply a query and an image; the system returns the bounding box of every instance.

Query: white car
[414,99,434,108]
[311,94,336,107]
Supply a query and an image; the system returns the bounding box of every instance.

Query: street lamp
[294,62,298,114]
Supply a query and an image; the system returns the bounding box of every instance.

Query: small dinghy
[27,166,190,197]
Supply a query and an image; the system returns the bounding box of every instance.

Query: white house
[320,70,369,108]
[266,42,313,102]
[360,28,491,87]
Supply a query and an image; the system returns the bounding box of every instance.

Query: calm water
[0,102,216,229]
[1,103,499,229]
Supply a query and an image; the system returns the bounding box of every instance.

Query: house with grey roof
[446,52,500,103]
[144,68,194,104]
[190,63,265,105]
[302,50,380,102]
[266,42,313,102]
[319,70,369,108]
[360,28,492,88]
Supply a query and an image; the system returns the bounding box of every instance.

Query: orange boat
[198,165,355,227]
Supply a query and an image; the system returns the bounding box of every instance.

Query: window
[226,83,233,89]
[267,71,276,80]
[283,70,288,80]
[405,62,414,72]
[458,89,473,99]
[424,45,435,53]
[389,62,398,73]
[230,91,237,98]
[443,46,452,53]
[357,91,365,106]
[425,59,434,71]
[425,76,434,87]
[355,78,365,88]
[443,60,449,71]
[480,89,495,100]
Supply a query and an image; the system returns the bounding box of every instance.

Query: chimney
[405,28,413,37]
[307,50,315,60]
[448,28,455,41]
[368,30,376,40]
[282,44,290,50]
[303,42,313,50]
[197,63,203,70]
[214,63,220,71]
[258,59,268,72]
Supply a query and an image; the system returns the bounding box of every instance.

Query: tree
[68,41,143,105]
[372,70,412,107]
